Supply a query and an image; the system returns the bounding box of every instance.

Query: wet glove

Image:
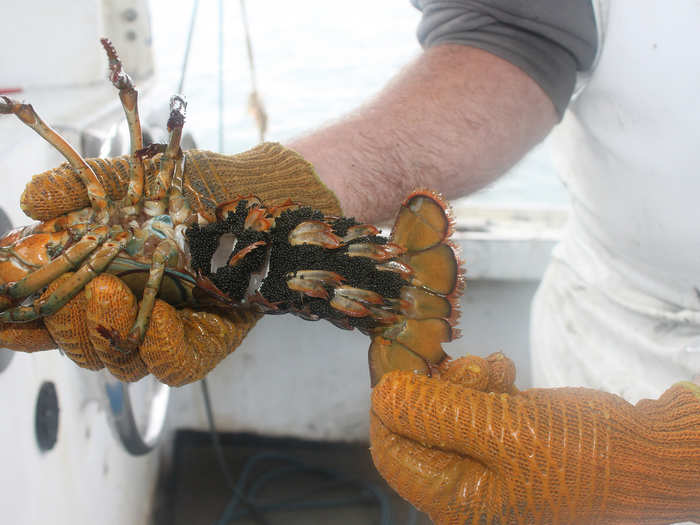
[370,352,700,525]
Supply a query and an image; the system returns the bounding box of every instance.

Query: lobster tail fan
[368,190,464,386]
[404,243,459,295]
[390,189,453,250]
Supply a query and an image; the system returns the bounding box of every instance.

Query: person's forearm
[288,44,558,223]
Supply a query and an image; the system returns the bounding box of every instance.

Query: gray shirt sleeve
[411,0,598,116]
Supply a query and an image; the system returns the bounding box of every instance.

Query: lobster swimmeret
[0,40,463,386]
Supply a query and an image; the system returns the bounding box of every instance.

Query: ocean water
[149,0,568,207]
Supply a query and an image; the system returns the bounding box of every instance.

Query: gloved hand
[0,143,341,385]
[370,352,700,525]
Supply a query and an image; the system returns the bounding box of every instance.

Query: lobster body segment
[0,40,463,385]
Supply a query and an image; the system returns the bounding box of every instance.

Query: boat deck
[155,430,432,525]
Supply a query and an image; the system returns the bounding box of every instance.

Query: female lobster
[0,39,463,386]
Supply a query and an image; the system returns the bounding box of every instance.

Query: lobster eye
[210,233,237,273]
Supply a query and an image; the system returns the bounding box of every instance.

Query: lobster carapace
[0,40,463,385]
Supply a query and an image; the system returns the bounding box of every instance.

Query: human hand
[370,353,700,525]
[1,143,341,385]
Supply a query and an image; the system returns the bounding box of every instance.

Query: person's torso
[551,0,700,309]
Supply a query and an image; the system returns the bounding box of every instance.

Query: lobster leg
[28,208,95,235]
[144,96,187,217]
[0,231,71,271]
[101,239,179,354]
[0,225,109,301]
[101,38,145,209]
[0,97,109,221]
[168,153,192,224]
[0,230,131,322]
[166,99,192,224]
[0,230,75,306]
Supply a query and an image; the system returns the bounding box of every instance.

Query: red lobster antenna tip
[100,37,134,91]
[167,95,187,132]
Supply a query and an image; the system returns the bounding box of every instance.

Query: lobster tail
[184,190,463,386]
[368,190,462,386]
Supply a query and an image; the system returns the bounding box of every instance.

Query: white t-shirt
[413,0,700,399]
[532,0,700,401]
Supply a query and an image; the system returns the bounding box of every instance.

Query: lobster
[0,40,463,386]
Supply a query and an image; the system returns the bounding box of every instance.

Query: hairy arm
[288,44,557,223]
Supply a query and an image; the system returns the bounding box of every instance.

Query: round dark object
[35,381,59,452]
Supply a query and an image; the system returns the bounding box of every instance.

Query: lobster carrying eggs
[186,189,464,384]
[0,40,463,386]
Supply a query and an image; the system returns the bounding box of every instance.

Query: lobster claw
[368,190,463,386]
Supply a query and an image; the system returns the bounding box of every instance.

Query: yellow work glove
[1,143,341,385]
[20,142,341,222]
[370,353,700,525]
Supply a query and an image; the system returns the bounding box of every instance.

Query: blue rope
[214,452,394,525]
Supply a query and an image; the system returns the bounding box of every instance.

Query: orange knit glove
[1,143,341,385]
[370,353,700,525]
